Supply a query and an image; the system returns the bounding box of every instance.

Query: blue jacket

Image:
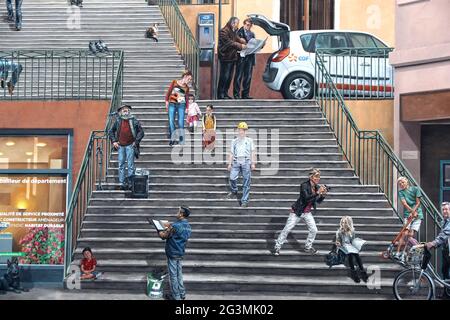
[165,219,191,258]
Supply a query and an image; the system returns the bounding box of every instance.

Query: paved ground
[0,287,395,300]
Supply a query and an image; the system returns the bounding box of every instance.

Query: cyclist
[426,202,450,299]
[395,177,423,261]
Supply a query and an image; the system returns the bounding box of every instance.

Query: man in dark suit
[217,17,247,99]
[274,168,328,255]
[233,18,256,99]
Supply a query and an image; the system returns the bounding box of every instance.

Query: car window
[372,37,388,48]
[300,34,313,52]
[349,33,379,48]
[314,33,348,52]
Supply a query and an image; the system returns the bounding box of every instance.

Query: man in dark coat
[217,17,247,99]
[233,18,256,99]
[108,105,145,190]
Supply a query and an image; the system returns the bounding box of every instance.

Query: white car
[249,14,394,100]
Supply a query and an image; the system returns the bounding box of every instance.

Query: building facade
[390,0,450,207]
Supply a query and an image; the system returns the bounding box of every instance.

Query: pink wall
[390,0,450,182]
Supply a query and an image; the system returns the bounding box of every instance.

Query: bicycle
[393,243,450,300]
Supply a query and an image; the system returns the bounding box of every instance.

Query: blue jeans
[0,59,23,87]
[168,103,186,144]
[6,0,22,28]
[229,159,252,204]
[118,144,135,185]
[167,257,185,300]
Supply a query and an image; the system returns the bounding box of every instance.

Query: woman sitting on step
[335,216,369,283]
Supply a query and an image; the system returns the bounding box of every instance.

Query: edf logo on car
[298,56,309,61]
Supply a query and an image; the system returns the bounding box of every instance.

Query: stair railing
[315,48,443,269]
[0,50,122,100]
[64,51,124,276]
[157,0,200,95]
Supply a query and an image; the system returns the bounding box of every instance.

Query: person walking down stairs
[5,0,23,31]
[226,122,256,208]
[165,71,193,147]
[108,105,145,190]
[274,168,327,255]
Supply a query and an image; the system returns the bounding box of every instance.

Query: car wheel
[281,73,315,100]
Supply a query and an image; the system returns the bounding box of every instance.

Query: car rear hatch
[247,14,290,49]
[248,14,291,82]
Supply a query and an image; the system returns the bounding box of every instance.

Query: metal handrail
[157,0,200,95]
[63,52,124,276]
[315,48,443,269]
[0,50,122,100]
[314,47,395,100]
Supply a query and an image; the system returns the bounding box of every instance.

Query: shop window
[0,130,71,265]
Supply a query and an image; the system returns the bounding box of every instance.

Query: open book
[147,218,169,233]
[341,238,366,254]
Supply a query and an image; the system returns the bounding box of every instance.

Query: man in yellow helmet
[226,122,256,208]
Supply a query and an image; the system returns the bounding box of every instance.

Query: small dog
[0,257,27,294]
[145,24,159,42]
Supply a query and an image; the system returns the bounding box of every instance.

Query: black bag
[325,246,346,268]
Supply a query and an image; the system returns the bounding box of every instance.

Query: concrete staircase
[1,0,402,299]
[76,101,402,299]
[1,0,186,100]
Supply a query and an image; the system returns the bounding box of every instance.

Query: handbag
[324,245,346,268]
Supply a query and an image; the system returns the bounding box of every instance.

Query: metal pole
[213,0,222,99]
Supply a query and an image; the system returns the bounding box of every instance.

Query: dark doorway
[420,124,450,209]
[280,0,334,31]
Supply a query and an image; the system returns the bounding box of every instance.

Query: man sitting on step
[273,168,328,255]
[0,58,23,95]
[108,105,145,190]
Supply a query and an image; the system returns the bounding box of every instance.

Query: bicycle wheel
[393,268,434,300]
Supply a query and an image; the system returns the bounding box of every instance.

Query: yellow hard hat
[237,122,249,130]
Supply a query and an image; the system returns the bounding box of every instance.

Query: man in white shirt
[226,122,257,208]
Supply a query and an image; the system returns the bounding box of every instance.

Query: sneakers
[89,40,110,55]
[119,184,129,191]
[226,192,237,199]
[89,41,97,54]
[273,248,280,256]
[241,202,248,208]
[304,247,318,255]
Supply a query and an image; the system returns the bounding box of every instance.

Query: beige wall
[345,100,394,145]
[337,0,395,46]
[179,0,396,51]
[179,0,278,54]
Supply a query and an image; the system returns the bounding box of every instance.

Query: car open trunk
[247,14,290,49]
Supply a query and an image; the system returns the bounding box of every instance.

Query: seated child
[202,104,216,150]
[145,23,159,42]
[80,247,101,280]
[186,94,201,133]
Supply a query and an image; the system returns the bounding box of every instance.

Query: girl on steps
[335,216,369,283]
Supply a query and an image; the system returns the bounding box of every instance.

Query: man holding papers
[158,207,192,300]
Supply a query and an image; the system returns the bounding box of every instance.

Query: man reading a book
[158,206,192,300]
